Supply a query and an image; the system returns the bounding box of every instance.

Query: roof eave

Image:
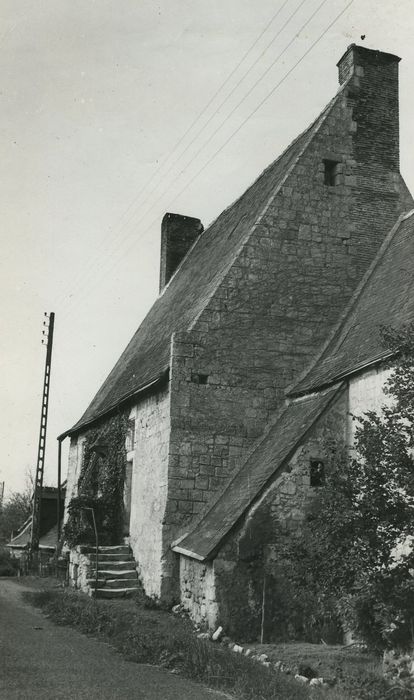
[59,367,170,440]
[289,350,394,398]
[171,545,206,561]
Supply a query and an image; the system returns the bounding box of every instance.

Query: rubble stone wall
[188,391,348,640]
[63,435,86,524]
[128,384,171,599]
[348,365,392,444]
[179,555,218,629]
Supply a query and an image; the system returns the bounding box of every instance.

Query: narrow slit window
[126,419,136,452]
[310,459,325,487]
[323,159,339,186]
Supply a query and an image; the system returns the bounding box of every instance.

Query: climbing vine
[64,411,129,547]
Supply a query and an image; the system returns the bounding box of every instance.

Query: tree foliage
[275,324,414,650]
[0,475,33,545]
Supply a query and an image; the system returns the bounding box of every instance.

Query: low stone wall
[383,648,414,691]
[179,555,218,629]
[68,547,92,594]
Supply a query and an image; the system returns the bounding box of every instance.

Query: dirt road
[0,579,227,700]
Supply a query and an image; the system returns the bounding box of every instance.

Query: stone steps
[79,545,130,555]
[91,568,138,580]
[88,578,139,590]
[90,553,131,562]
[90,560,134,571]
[95,587,139,599]
[82,544,140,599]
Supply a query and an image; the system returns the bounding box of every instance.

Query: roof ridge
[287,208,414,396]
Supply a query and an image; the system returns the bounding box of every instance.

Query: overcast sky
[1,0,414,496]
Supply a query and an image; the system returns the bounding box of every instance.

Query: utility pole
[30,312,55,553]
[0,481,4,509]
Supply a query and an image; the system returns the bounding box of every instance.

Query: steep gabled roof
[290,210,414,396]
[172,384,343,561]
[66,94,342,436]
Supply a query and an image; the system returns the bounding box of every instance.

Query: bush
[271,324,414,651]
[0,546,19,576]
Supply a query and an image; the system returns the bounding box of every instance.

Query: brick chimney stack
[159,213,203,292]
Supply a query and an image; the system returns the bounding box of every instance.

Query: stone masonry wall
[348,365,392,445]
[63,435,86,524]
[164,49,411,567]
[179,556,218,629]
[128,384,171,599]
[209,391,348,641]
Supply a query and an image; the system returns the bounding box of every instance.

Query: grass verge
[22,588,410,700]
[22,588,316,700]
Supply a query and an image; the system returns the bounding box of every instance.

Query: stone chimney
[159,213,203,292]
[337,44,401,170]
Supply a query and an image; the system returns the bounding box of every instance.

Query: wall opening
[191,372,209,385]
[323,159,340,186]
[123,460,133,536]
[126,418,136,452]
[310,459,325,487]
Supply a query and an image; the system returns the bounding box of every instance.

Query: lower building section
[179,555,218,629]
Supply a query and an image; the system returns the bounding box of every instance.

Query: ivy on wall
[64,411,129,547]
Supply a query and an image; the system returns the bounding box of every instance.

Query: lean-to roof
[173,384,342,560]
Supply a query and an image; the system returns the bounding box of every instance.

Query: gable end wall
[164,62,410,571]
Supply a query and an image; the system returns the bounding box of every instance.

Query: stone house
[174,208,414,637]
[61,45,413,630]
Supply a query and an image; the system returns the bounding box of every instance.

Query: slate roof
[172,384,343,561]
[290,210,414,396]
[66,95,341,436]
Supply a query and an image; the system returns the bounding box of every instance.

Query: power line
[59,0,353,319]
[57,0,317,310]
[126,0,292,205]
[124,0,329,235]
[54,1,292,307]
[136,0,309,213]
[170,0,354,206]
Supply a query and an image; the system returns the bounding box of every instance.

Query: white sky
[1,0,414,496]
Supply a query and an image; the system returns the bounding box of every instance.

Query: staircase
[83,545,140,599]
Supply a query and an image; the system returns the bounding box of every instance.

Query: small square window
[323,159,339,186]
[191,372,209,385]
[310,459,325,487]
